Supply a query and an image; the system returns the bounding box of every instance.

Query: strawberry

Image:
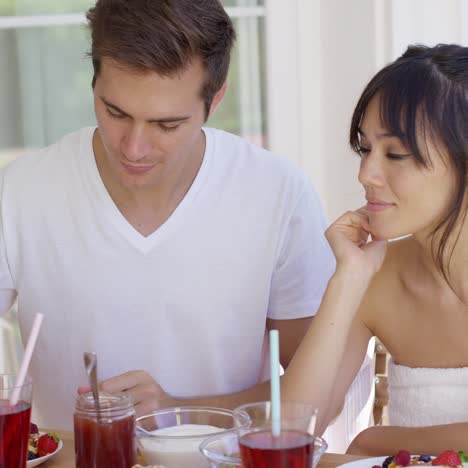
[432,450,461,466]
[30,422,39,434]
[37,432,59,457]
[395,450,411,466]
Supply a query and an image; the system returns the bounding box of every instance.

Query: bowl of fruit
[27,422,63,467]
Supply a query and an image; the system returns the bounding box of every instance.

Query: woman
[282,43,468,455]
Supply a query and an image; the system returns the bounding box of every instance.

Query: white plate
[27,432,63,468]
[337,456,468,467]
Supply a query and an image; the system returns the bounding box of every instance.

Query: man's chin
[117,167,162,189]
[120,179,155,192]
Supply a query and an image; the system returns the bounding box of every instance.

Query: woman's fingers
[337,210,371,232]
[325,208,388,276]
[327,210,372,246]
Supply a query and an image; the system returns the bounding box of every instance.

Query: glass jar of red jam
[74,392,136,468]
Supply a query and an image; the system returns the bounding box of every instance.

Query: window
[0,0,267,166]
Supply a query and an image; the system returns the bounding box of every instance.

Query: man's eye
[159,124,180,133]
[106,108,125,119]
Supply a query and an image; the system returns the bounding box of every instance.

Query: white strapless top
[388,358,468,426]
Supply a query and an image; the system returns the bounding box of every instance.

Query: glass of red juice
[74,392,136,468]
[0,374,33,468]
[234,401,321,468]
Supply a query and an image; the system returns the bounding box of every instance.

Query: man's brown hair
[86,0,236,118]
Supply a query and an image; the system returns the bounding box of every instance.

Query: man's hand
[78,370,178,417]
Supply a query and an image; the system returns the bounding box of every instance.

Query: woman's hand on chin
[326,209,387,279]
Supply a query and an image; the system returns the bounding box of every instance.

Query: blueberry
[27,451,37,460]
[419,454,432,463]
[382,455,394,468]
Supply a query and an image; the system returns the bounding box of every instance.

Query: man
[2,0,334,429]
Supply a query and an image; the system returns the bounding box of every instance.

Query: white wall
[391,0,467,58]
[266,0,468,221]
[266,0,380,221]
[317,0,378,220]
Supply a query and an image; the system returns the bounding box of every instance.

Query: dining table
[41,430,368,468]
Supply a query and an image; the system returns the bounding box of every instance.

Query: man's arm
[267,316,313,368]
[96,317,312,417]
[347,423,468,456]
[96,369,271,417]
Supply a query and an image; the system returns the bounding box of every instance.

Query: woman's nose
[358,152,385,188]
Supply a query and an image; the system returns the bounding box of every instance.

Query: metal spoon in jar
[83,351,102,424]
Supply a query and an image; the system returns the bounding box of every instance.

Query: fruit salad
[372,449,464,468]
[28,422,60,461]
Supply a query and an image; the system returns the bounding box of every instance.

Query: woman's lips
[365,201,395,212]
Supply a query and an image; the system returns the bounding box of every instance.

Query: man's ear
[208,81,228,117]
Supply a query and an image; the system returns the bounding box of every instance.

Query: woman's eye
[357,146,370,156]
[386,152,412,160]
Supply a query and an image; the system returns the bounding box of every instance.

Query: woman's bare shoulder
[374,235,419,280]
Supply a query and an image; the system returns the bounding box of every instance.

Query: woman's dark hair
[86,0,236,118]
[350,44,468,282]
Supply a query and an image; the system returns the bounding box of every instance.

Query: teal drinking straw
[269,329,281,437]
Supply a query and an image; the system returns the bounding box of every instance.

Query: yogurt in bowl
[136,407,249,468]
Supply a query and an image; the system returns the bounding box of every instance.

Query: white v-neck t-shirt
[0,127,334,429]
